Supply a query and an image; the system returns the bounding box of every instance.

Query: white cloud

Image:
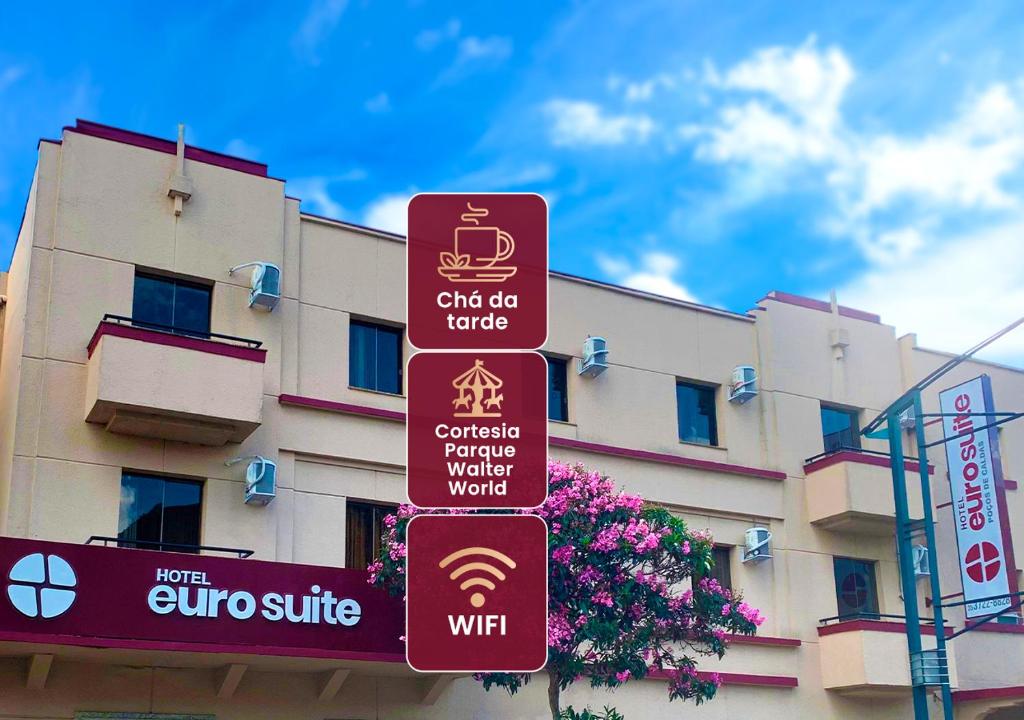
[224,138,260,159]
[364,193,412,235]
[435,35,513,85]
[451,162,555,190]
[0,66,25,93]
[839,223,1024,364]
[596,251,698,302]
[293,0,348,65]
[544,100,655,147]
[608,72,677,102]
[288,176,345,218]
[364,92,391,113]
[415,18,461,51]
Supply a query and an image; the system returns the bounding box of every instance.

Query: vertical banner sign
[407,193,548,350]
[407,351,548,508]
[939,375,1019,619]
[406,514,548,672]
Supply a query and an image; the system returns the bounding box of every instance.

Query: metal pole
[887,408,930,720]
[912,391,954,720]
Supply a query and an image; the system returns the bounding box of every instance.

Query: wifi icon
[439,546,517,608]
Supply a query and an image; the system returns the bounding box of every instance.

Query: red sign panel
[0,537,404,660]
[406,514,548,672]
[407,193,548,350]
[407,351,548,508]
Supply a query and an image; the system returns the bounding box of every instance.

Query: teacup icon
[438,205,519,283]
[454,226,515,268]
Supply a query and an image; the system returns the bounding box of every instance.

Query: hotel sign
[0,537,404,659]
[939,375,1019,619]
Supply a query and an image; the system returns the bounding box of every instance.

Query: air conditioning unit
[244,456,277,506]
[898,407,917,430]
[577,336,608,378]
[728,365,758,404]
[229,261,281,311]
[912,544,931,578]
[742,527,772,563]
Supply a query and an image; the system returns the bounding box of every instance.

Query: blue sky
[1,1,1023,362]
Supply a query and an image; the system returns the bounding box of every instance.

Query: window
[547,357,569,422]
[821,405,861,453]
[346,500,398,570]
[118,472,203,552]
[676,381,718,446]
[349,320,403,394]
[833,557,879,619]
[132,272,212,337]
[709,546,732,590]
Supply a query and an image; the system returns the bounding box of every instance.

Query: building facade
[0,120,1021,719]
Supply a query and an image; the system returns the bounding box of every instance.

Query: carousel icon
[437,203,518,283]
[452,360,504,418]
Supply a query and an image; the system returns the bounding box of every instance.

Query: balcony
[85,315,266,446]
[804,448,929,534]
[818,617,957,696]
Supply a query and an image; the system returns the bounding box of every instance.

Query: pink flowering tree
[370,461,764,720]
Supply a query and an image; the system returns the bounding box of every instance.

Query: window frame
[675,379,719,447]
[117,471,204,553]
[132,270,213,338]
[345,499,399,570]
[832,556,880,619]
[546,355,570,422]
[820,404,862,453]
[348,318,404,395]
[709,545,733,591]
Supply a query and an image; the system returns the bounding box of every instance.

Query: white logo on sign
[7,553,77,618]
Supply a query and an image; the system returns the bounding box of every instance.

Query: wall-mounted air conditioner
[728,365,758,404]
[742,526,772,563]
[912,544,930,578]
[898,407,917,431]
[229,262,281,311]
[577,336,608,378]
[226,455,277,506]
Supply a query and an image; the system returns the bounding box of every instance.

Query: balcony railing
[99,313,263,349]
[86,535,254,558]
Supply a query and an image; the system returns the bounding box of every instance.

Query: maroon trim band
[67,120,271,179]
[0,630,405,663]
[804,449,934,475]
[759,290,881,324]
[275,395,787,481]
[817,619,952,638]
[727,633,801,647]
[549,436,787,481]
[953,685,1024,704]
[973,622,1024,635]
[278,393,405,422]
[87,322,267,363]
[646,669,798,688]
[1006,479,1019,490]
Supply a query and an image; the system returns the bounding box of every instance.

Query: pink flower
[552,545,574,566]
[721,603,731,616]
[615,670,631,682]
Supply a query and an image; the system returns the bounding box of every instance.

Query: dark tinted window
[118,473,202,552]
[547,357,569,422]
[133,272,212,336]
[709,546,732,590]
[346,500,398,570]
[677,381,718,446]
[349,320,403,394]
[833,557,879,618]
[821,405,861,452]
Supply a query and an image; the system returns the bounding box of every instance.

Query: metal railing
[804,445,925,467]
[86,535,254,558]
[818,612,943,626]
[101,313,263,349]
